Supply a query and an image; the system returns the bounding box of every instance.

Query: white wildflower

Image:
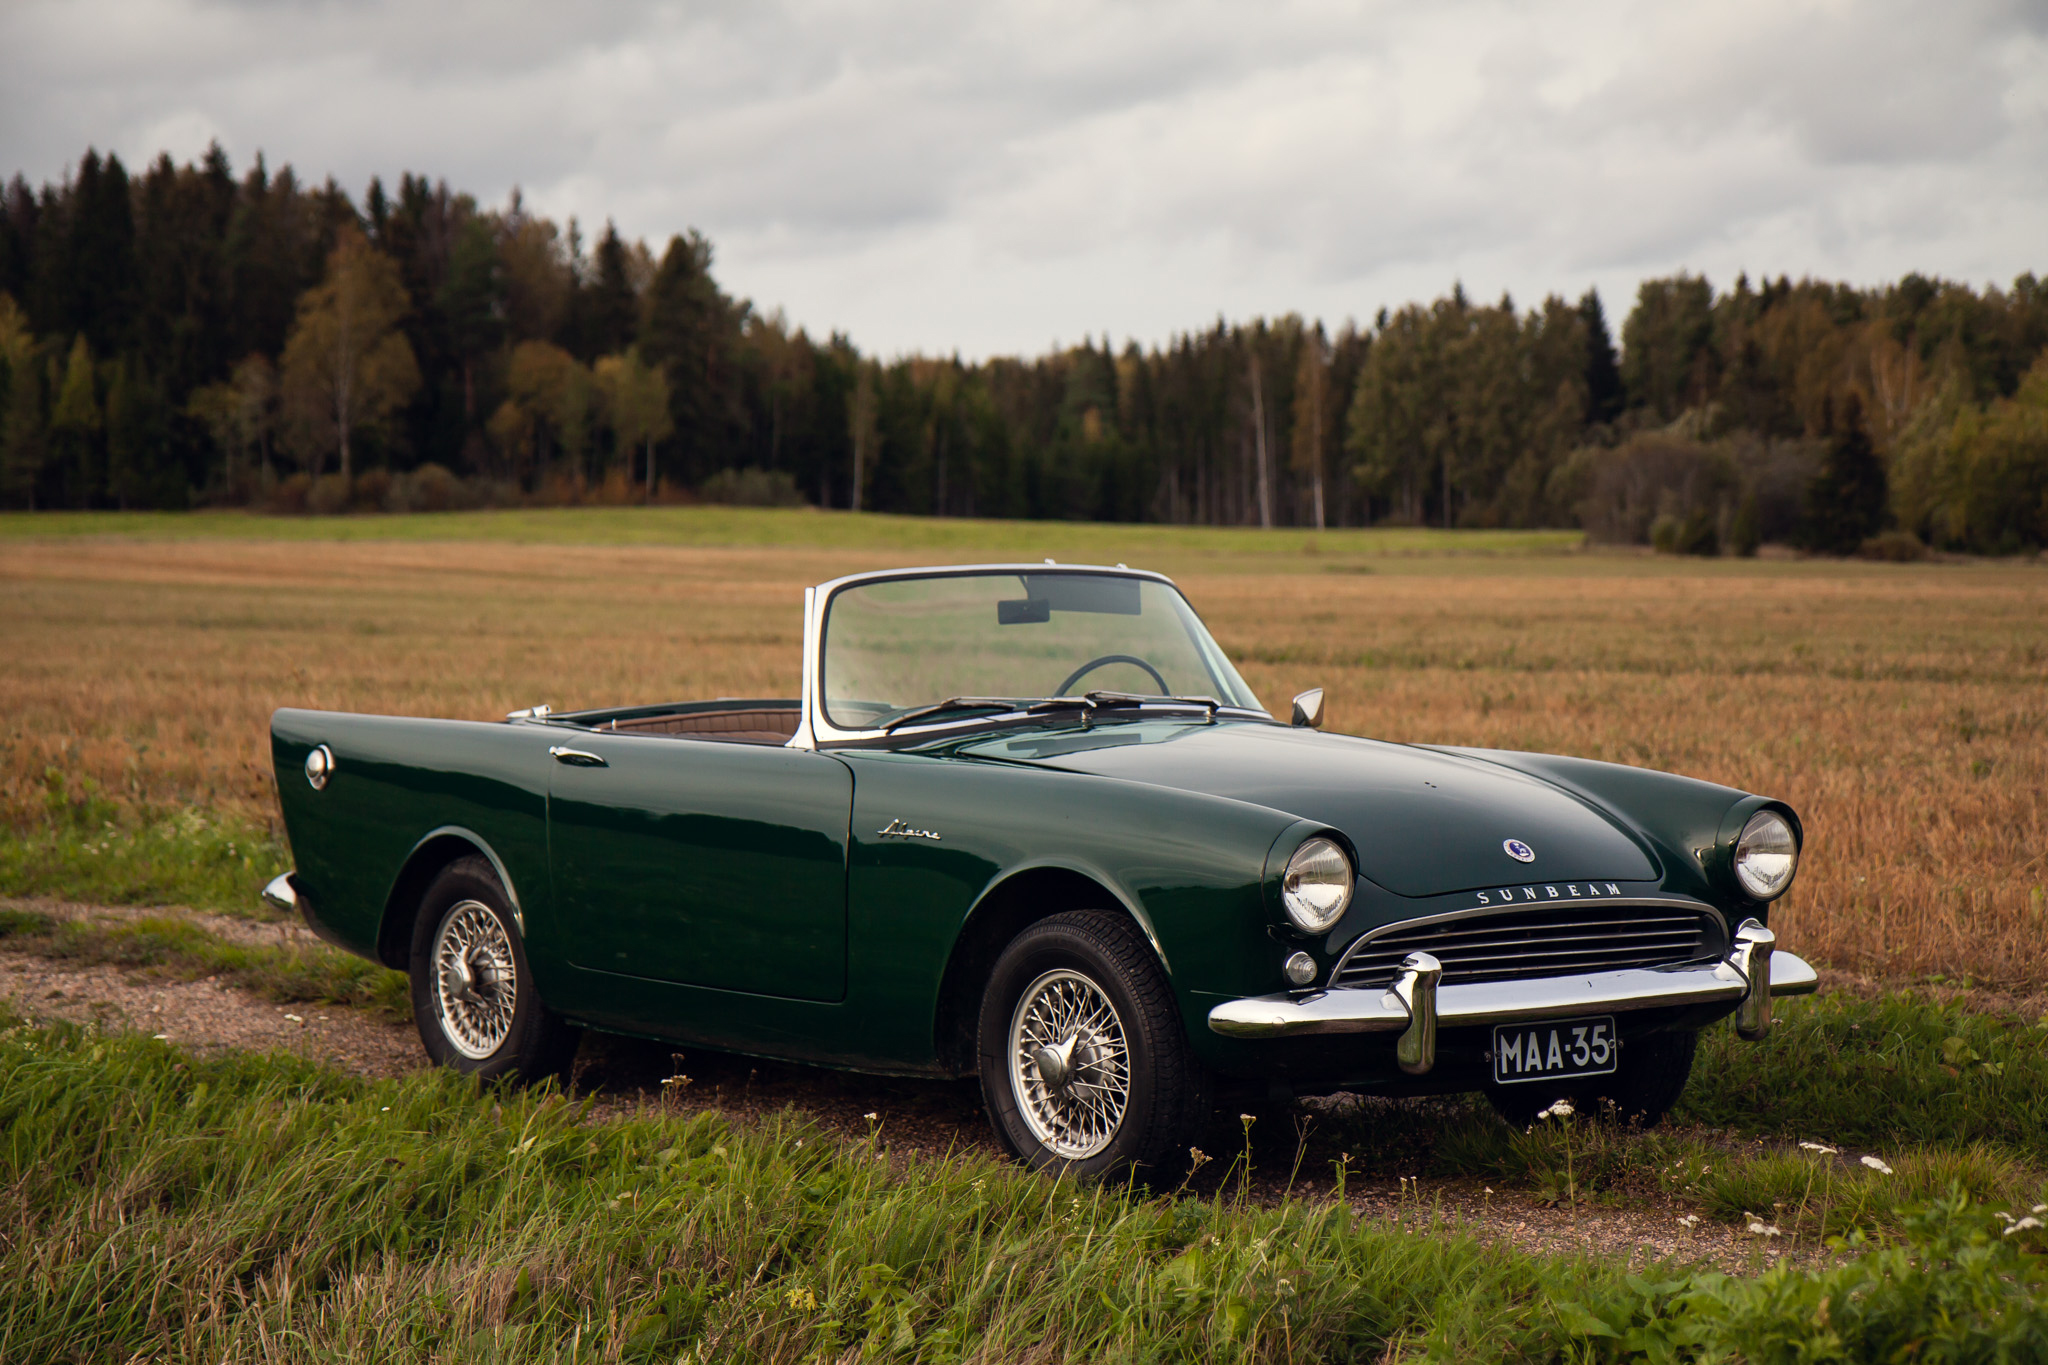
[2003,1217,2043,1237]
[1860,1155,1894,1175]
[1677,1214,1700,1228]
[1798,1142,1838,1155]
[152,1033,170,1040]
[1539,1099,1575,1120]
[284,1014,304,1024]
[1746,1220,1781,1237]
[864,1111,879,1122]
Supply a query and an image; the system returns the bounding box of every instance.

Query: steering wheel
[1056,653,1170,697]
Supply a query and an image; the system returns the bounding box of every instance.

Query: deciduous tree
[279,227,419,481]
[595,349,671,498]
[48,334,100,505]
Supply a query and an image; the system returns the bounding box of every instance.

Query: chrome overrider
[262,872,298,915]
[1207,916,1816,1075]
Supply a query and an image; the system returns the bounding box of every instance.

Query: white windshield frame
[787,563,1268,749]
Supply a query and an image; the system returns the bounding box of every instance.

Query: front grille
[1332,903,1720,990]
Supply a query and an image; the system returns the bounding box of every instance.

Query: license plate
[1492,1016,1617,1085]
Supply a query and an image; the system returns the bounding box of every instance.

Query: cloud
[2,0,2041,357]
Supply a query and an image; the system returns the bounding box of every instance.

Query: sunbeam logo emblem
[1503,839,1535,863]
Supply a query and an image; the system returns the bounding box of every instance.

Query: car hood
[959,721,1659,898]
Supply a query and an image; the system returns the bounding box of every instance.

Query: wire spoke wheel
[432,899,518,1059]
[1008,968,1131,1159]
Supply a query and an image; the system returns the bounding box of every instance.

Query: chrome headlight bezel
[1280,836,1354,935]
[1732,809,1798,901]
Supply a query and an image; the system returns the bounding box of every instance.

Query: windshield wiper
[878,691,1229,737]
[880,695,1105,734]
[879,698,1026,733]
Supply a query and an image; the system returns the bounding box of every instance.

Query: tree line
[2,146,2045,552]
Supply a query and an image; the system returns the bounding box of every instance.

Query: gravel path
[0,898,1820,1274]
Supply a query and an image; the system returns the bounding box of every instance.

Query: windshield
[821,571,1263,730]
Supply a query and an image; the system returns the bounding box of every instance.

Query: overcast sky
[4,0,2044,357]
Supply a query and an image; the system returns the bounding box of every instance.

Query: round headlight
[1281,837,1353,934]
[1733,810,1797,900]
[304,744,334,791]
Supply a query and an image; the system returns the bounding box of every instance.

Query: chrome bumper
[1207,917,1816,1074]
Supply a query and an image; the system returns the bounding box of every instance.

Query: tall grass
[0,1011,1599,1361]
[6,1012,2046,1363]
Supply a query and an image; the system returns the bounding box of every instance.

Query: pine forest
[3,146,2046,555]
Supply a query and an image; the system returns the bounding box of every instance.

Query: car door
[545,731,852,1001]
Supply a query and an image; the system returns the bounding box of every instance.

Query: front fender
[838,750,1298,1068]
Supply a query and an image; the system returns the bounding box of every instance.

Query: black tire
[1485,1028,1697,1130]
[408,856,579,1083]
[976,910,1210,1180]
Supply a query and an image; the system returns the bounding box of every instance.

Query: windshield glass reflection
[821,572,1262,731]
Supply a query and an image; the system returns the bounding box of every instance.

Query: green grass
[0,770,288,915]
[0,505,1585,560]
[1685,989,2048,1161]
[4,1012,2044,1363]
[0,907,409,1020]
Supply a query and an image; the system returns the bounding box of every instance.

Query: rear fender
[377,826,527,970]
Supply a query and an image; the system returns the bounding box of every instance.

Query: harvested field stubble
[2,531,2043,986]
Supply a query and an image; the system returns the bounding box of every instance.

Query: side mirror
[1290,688,1324,729]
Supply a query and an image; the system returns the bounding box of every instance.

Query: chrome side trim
[1207,949,1818,1039]
[262,872,297,915]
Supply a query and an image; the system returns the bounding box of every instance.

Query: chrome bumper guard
[1207,917,1816,1074]
[262,872,298,915]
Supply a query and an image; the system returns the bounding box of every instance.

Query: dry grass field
[2,510,2043,986]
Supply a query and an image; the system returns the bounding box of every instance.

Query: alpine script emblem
[877,818,942,841]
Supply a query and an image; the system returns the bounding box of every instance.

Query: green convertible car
[267,562,1816,1175]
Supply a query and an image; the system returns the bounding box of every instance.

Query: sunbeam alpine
[267,562,1815,1175]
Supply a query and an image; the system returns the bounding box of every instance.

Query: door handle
[548,746,608,768]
